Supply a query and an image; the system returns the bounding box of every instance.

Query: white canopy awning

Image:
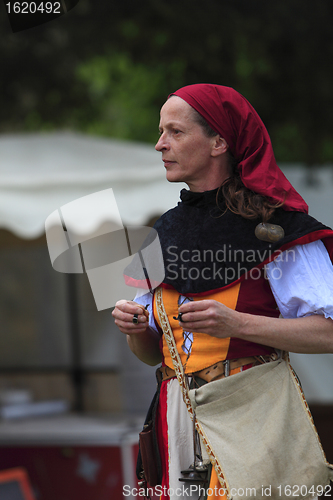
[0,131,186,238]
[1,132,333,238]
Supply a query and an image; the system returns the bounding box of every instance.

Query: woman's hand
[112,299,162,365]
[112,300,149,335]
[178,299,244,338]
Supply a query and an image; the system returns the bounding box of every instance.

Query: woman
[112,84,333,500]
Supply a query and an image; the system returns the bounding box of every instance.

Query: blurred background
[0,0,332,499]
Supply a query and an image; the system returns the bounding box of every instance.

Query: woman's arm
[112,300,162,365]
[177,300,333,354]
[178,240,333,354]
[239,311,333,353]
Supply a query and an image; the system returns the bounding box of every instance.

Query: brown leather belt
[158,353,278,384]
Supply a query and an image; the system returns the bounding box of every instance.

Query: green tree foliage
[75,53,185,142]
[0,0,332,164]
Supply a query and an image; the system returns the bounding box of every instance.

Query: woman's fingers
[178,300,216,322]
[177,299,238,338]
[112,300,149,334]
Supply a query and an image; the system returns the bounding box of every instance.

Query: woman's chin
[165,171,184,184]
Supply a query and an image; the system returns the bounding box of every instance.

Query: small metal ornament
[173,312,184,322]
[255,222,285,242]
[179,461,210,484]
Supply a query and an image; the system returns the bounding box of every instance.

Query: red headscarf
[172,84,308,213]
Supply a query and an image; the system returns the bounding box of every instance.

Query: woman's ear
[211,136,229,157]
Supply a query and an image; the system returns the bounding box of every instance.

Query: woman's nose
[155,133,168,151]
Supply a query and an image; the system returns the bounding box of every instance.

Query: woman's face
[155,96,228,192]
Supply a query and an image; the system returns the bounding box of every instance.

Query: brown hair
[219,158,281,222]
[192,109,281,222]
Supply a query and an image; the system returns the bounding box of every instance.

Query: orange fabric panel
[156,285,240,373]
[208,467,227,499]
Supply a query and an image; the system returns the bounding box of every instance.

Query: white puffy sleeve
[265,240,333,320]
